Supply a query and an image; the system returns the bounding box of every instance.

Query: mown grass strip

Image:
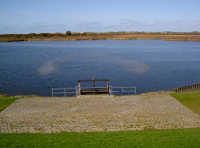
[171,91,200,115]
[0,128,200,148]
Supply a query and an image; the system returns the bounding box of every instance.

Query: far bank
[1,32,200,42]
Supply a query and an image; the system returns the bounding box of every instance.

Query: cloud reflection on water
[119,59,150,74]
[37,53,150,75]
[37,61,57,75]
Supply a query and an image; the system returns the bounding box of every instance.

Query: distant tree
[40,33,52,37]
[27,33,36,38]
[66,30,72,36]
[55,32,64,37]
[192,31,200,34]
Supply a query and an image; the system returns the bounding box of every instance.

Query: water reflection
[37,54,150,76]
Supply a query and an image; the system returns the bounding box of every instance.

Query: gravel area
[0,94,200,133]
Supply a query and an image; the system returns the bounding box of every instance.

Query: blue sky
[0,0,200,34]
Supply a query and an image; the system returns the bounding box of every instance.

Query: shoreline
[1,34,200,42]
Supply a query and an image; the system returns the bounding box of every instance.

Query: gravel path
[0,94,200,133]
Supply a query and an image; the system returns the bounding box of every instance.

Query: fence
[110,86,137,95]
[51,86,136,96]
[174,83,200,93]
[51,88,77,96]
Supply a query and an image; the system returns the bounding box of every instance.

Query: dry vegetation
[1,32,200,42]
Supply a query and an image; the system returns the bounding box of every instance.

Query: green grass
[0,96,18,112]
[171,91,200,115]
[0,129,200,148]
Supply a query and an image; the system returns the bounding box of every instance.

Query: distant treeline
[1,31,200,38]
[1,31,200,42]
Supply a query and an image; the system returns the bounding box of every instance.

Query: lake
[0,40,200,96]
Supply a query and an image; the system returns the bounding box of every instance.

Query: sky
[0,0,200,34]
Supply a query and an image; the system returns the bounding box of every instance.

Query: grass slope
[0,95,43,112]
[171,91,200,115]
[0,129,200,148]
[0,96,17,112]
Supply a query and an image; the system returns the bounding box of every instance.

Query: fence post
[64,88,66,96]
[134,87,137,94]
[76,86,80,97]
[78,82,81,97]
[109,85,112,96]
[52,88,54,97]
[76,87,78,97]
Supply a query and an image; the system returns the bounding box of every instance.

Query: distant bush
[66,31,72,36]
[39,33,52,37]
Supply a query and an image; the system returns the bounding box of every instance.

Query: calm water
[0,40,200,96]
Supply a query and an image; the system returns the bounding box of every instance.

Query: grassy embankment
[171,91,200,115]
[0,95,42,112]
[1,32,200,42]
[0,92,200,147]
[0,96,18,112]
